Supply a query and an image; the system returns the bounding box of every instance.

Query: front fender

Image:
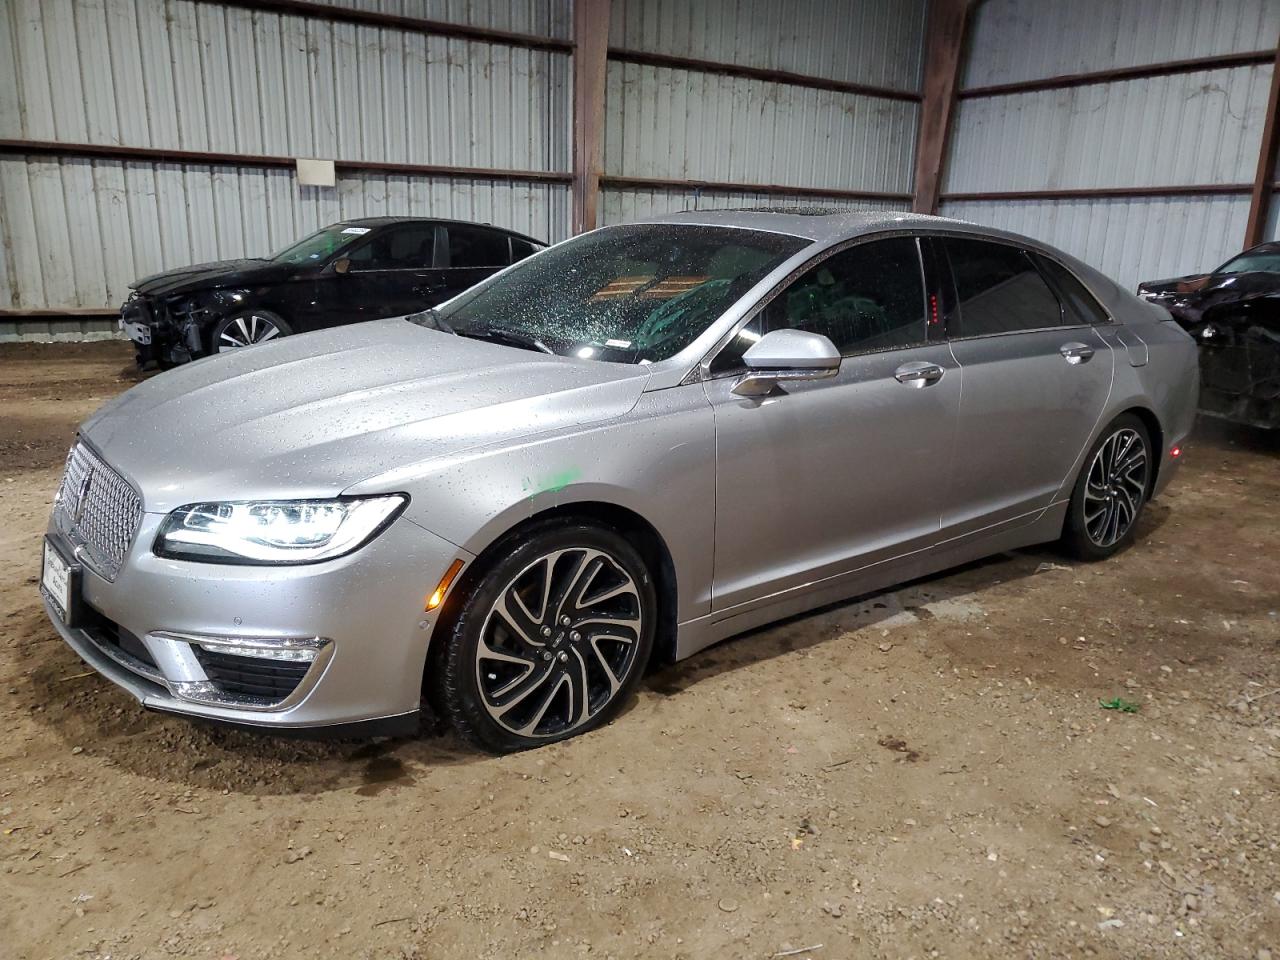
[382,386,717,624]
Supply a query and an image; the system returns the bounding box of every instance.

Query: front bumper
[42,513,472,732]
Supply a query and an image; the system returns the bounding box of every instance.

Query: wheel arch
[434,499,680,672]
[1119,404,1164,498]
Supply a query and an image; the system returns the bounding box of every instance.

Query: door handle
[893,361,944,387]
[1059,342,1095,364]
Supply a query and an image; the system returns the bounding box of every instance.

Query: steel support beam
[0,139,571,185]
[1244,41,1280,248]
[572,0,611,233]
[912,0,973,215]
[959,49,1275,99]
[196,0,572,52]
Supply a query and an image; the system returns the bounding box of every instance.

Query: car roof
[338,216,545,246]
[642,207,1020,244]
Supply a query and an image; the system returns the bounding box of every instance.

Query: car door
[703,236,960,611]
[321,222,442,325]
[936,237,1114,538]
[437,225,515,300]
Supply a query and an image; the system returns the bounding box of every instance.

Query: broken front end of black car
[1138,269,1280,429]
[119,289,221,367]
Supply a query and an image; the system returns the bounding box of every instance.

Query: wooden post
[1243,40,1280,249]
[572,0,611,234]
[912,0,973,215]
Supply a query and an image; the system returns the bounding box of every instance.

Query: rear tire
[210,310,292,353]
[1061,413,1152,561]
[435,521,656,753]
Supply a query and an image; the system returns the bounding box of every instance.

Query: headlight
[154,496,407,565]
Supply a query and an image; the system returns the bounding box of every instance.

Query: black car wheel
[1062,413,1152,561]
[434,520,656,753]
[211,311,292,353]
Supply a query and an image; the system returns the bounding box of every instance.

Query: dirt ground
[1,340,1277,960]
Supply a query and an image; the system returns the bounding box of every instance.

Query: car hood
[131,258,293,297]
[79,320,650,513]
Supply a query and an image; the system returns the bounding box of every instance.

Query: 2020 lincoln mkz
[41,210,1199,752]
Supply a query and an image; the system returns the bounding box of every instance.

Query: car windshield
[1216,250,1280,276]
[424,223,809,363]
[270,224,372,265]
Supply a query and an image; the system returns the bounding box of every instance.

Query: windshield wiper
[455,328,554,355]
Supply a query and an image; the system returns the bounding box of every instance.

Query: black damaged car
[119,217,545,367]
[1138,242,1280,429]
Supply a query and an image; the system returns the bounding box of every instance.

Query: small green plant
[1099,697,1140,713]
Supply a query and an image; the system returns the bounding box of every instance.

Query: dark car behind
[120,217,545,367]
[1138,242,1280,429]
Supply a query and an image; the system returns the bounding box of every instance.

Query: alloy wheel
[218,314,282,350]
[475,547,643,739]
[1082,427,1149,548]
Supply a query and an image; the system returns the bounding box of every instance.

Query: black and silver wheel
[436,522,656,752]
[211,311,292,352]
[1062,413,1152,560]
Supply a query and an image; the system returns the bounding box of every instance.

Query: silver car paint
[44,210,1199,729]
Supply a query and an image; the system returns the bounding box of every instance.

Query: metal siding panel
[610,0,925,93]
[940,195,1253,291]
[946,65,1274,192]
[103,1,152,146]
[2,0,570,172]
[0,4,21,141]
[603,61,918,193]
[964,0,1280,87]
[9,0,57,142]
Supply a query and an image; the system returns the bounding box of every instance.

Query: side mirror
[732,329,841,397]
[333,257,351,275]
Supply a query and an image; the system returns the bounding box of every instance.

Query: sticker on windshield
[341,227,371,235]
[605,339,632,348]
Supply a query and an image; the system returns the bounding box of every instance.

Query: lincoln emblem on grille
[74,471,92,524]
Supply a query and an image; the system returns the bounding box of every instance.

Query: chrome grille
[56,443,142,578]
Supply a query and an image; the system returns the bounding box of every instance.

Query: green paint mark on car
[522,467,581,497]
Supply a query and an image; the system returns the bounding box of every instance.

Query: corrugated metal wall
[599,0,925,225]
[942,0,1280,290]
[963,0,1278,84]
[609,0,922,90]
[0,156,568,315]
[0,0,571,337]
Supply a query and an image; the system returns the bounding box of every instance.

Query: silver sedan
[41,210,1199,752]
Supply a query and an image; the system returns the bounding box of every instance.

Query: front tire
[210,310,292,353]
[1062,413,1152,561]
[437,521,656,753]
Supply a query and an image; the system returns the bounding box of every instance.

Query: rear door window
[945,238,1064,336]
[448,226,512,268]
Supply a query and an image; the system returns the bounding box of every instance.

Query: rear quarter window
[1035,255,1111,325]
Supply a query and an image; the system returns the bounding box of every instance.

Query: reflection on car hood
[80,319,650,512]
[130,258,292,297]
